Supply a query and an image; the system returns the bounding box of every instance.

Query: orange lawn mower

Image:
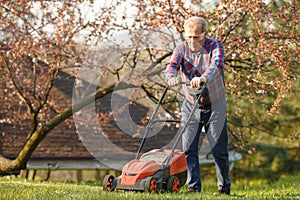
[103,83,205,193]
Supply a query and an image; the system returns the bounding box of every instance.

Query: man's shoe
[218,188,230,195]
[188,188,201,193]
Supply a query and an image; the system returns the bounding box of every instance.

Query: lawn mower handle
[163,84,206,165]
[135,85,169,159]
[135,82,206,160]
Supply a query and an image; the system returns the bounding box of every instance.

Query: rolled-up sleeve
[165,44,183,80]
[202,40,224,81]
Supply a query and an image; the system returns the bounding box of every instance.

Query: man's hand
[167,77,179,87]
[190,76,207,88]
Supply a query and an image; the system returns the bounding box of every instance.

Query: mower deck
[103,149,187,193]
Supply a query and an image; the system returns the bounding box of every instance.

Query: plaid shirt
[166,37,226,104]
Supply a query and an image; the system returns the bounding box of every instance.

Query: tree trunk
[0,156,21,175]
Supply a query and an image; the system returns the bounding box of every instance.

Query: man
[166,16,231,194]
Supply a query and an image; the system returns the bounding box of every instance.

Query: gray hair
[184,16,208,32]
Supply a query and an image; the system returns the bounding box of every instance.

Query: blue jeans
[181,99,231,192]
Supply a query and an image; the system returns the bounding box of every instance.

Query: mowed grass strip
[0,174,299,200]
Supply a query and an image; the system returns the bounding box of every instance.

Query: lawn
[0,174,299,200]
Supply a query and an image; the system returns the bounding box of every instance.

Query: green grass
[0,174,299,200]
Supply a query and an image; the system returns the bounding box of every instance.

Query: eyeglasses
[185,32,206,40]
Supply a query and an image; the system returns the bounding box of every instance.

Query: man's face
[185,27,206,52]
